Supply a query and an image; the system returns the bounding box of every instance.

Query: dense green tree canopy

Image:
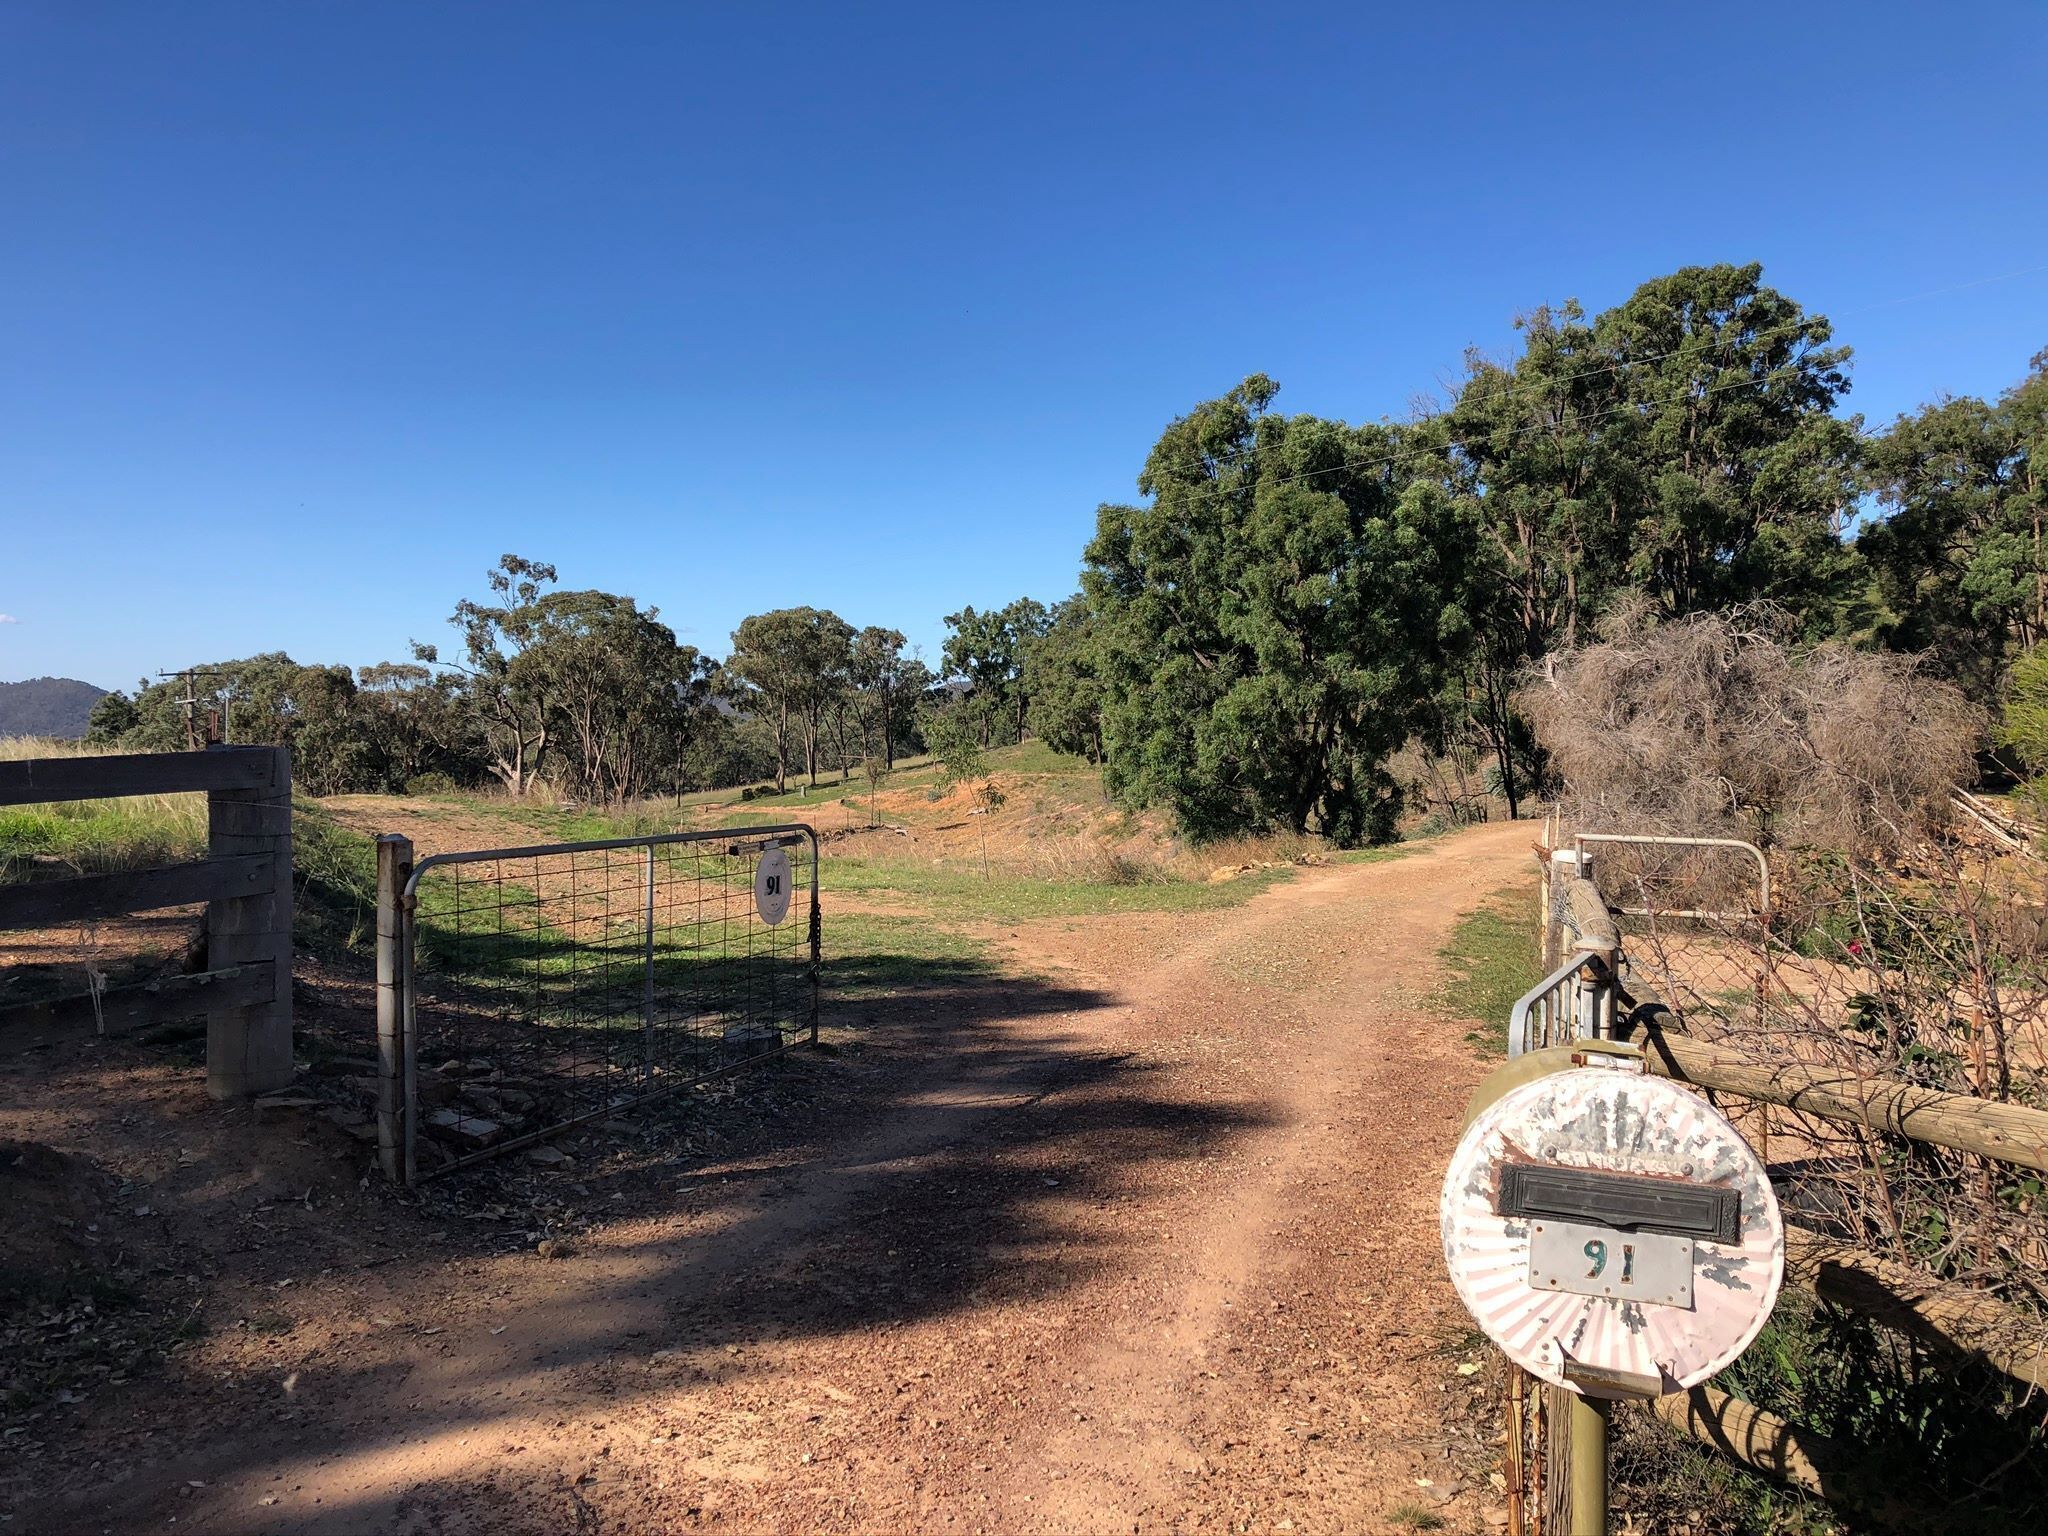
[1862,351,2048,698]
[1083,374,1476,844]
[1022,596,1105,764]
[1442,264,1865,814]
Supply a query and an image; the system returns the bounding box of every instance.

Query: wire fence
[1566,826,2048,1296]
[400,824,818,1179]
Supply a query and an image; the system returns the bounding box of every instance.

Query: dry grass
[0,737,113,763]
[0,737,207,879]
[1017,827,1342,886]
[1017,833,1177,885]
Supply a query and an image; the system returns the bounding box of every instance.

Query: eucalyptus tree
[542,599,710,801]
[726,606,855,790]
[1862,350,2048,698]
[415,555,561,796]
[942,598,1049,745]
[848,625,913,768]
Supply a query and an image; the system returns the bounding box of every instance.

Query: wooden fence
[0,747,293,1097]
[1626,1005,2048,1531]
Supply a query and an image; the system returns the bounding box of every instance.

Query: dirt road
[15,820,1528,1535]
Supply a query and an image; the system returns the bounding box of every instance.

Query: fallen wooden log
[1650,1386,1957,1533]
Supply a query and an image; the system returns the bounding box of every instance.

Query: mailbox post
[1441,1047,1784,1534]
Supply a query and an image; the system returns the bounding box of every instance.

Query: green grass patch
[1434,883,1540,1054]
[0,737,207,879]
[825,855,1291,921]
[823,912,994,997]
[977,738,1097,778]
[292,798,381,953]
[1330,841,1420,865]
[0,795,206,879]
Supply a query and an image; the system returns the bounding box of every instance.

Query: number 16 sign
[754,845,793,927]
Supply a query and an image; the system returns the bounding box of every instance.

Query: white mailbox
[1440,1060,1783,1398]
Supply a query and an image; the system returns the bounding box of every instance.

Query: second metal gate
[375,823,820,1182]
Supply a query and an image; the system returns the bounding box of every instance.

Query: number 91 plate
[1528,1219,1694,1309]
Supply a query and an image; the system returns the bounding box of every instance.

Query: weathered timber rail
[0,747,293,1097]
[1630,1009,2048,1174]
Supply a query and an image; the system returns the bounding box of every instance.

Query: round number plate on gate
[1440,1068,1783,1397]
[754,845,792,927]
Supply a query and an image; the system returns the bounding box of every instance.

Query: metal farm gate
[374,824,819,1182]
[1571,832,1772,1041]
[1513,833,1772,1060]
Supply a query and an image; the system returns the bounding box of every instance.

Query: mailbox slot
[1499,1163,1740,1244]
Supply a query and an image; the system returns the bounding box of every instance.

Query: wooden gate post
[375,834,414,1183]
[205,746,294,1097]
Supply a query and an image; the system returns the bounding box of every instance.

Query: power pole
[177,671,198,750]
[160,667,232,750]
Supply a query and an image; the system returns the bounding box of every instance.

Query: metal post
[401,895,418,1187]
[1568,1394,1609,1536]
[1544,1388,1609,1536]
[642,842,657,1080]
[1505,1365,1527,1536]
[806,835,821,1045]
[375,834,413,1183]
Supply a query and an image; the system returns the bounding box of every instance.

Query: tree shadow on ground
[11,949,1278,1533]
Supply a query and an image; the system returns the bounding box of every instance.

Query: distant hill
[0,677,109,739]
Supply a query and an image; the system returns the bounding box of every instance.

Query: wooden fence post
[375,834,414,1183]
[205,746,293,1097]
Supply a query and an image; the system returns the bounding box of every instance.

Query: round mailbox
[1441,1065,1783,1397]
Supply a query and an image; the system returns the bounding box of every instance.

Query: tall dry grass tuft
[0,736,113,763]
[1018,833,1177,885]
[997,826,1338,887]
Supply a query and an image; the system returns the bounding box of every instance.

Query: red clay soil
[1,821,1530,1536]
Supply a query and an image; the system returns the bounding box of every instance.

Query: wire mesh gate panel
[398,824,818,1181]
[1571,833,1771,1039]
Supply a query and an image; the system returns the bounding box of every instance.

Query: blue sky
[3,2,2045,690]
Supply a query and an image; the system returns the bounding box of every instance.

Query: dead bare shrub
[1521,607,1983,856]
